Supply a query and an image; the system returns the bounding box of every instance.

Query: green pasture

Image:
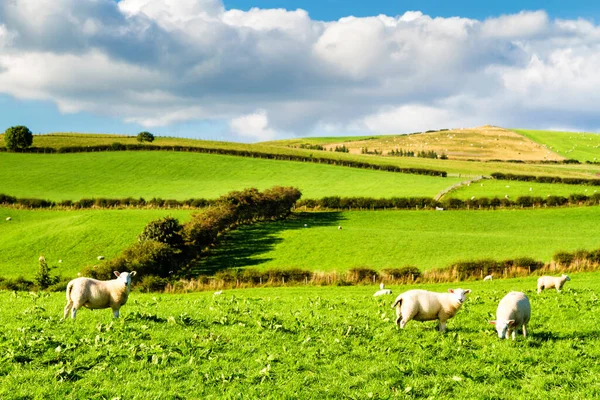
[197,208,600,274]
[448,178,600,200]
[3,132,600,179]
[0,208,192,278]
[1,274,599,398]
[515,129,600,162]
[0,152,462,201]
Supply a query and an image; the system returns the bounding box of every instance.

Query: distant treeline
[388,149,447,159]
[491,172,600,186]
[0,143,447,177]
[3,193,600,210]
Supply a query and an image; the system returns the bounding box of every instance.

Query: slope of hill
[0,152,461,201]
[514,129,600,162]
[267,126,564,161]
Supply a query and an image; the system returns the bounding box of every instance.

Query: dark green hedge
[491,172,600,186]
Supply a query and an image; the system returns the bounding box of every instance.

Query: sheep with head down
[391,288,471,332]
[489,291,531,340]
[63,271,136,320]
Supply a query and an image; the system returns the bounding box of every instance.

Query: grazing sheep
[97,256,105,260]
[6,217,11,221]
[373,283,392,297]
[391,288,471,332]
[338,226,342,230]
[489,291,531,340]
[537,274,571,294]
[483,274,493,281]
[64,271,137,319]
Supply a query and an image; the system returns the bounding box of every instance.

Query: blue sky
[225,0,599,22]
[1,0,600,141]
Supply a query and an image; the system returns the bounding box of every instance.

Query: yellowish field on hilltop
[322,126,565,161]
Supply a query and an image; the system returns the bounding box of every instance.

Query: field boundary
[434,175,486,201]
[0,144,448,177]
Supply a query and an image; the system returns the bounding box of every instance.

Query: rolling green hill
[514,129,600,162]
[0,208,193,278]
[0,152,461,201]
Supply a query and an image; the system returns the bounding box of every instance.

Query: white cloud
[230,110,277,140]
[1,1,600,138]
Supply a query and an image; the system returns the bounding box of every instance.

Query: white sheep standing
[373,282,392,297]
[489,291,531,340]
[537,274,571,294]
[63,271,137,319]
[391,288,471,332]
[483,274,493,281]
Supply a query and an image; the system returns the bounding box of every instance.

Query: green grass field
[0,152,463,201]
[515,129,600,162]
[6,207,600,279]
[448,179,600,200]
[196,208,600,274]
[4,132,600,179]
[0,208,193,278]
[1,274,598,398]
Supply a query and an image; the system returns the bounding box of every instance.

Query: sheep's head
[489,319,515,339]
[448,288,471,304]
[562,274,571,281]
[114,271,137,286]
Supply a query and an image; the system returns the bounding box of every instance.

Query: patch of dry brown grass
[323,126,565,161]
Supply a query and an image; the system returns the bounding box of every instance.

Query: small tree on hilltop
[137,131,155,143]
[4,125,33,150]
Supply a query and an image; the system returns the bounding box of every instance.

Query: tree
[4,125,33,150]
[137,131,155,143]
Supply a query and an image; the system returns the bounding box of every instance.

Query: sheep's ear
[464,289,471,294]
[489,321,497,325]
[448,289,454,293]
[130,271,137,277]
[114,271,121,278]
[507,320,515,326]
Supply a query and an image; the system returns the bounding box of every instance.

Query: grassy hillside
[196,208,600,274]
[515,129,600,162]
[6,207,600,279]
[2,274,599,398]
[447,179,600,200]
[0,208,193,278]
[0,152,461,201]
[3,132,600,179]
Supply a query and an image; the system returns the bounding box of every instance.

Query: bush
[347,267,378,283]
[137,131,155,143]
[0,276,34,291]
[136,275,169,292]
[553,251,574,267]
[381,266,421,280]
[4,125,33,150]
[34,256,58,289]
[138,216,184,249]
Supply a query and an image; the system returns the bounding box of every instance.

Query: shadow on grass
[191,212,345,275]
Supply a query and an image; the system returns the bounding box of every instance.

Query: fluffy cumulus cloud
[1,0,600,139]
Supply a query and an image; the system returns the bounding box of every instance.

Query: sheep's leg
[112,308,120,318]
[438,320,447,333]
[511,329,516,340]
[522,324,527,338]
[63,300,73,320]
[71,308,77,319]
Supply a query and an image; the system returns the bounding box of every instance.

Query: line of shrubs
[1,143,447,177]
[491,172,600,186]
[487,159,581,165]
[3,192,600,211]
[78,186,303,283]
[296,193,600,210]
[0,193,213,209]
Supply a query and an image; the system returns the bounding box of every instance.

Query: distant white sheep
[537,274,571,294]
[338,226,342,230]
[483,274,493,281]
[391,288,471,332]
[489,291,531,340]
[97,256,105,260]
[63,271,137,319]
[6,217,11,221]
[435,207,444,211]
[373,283,392,297]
